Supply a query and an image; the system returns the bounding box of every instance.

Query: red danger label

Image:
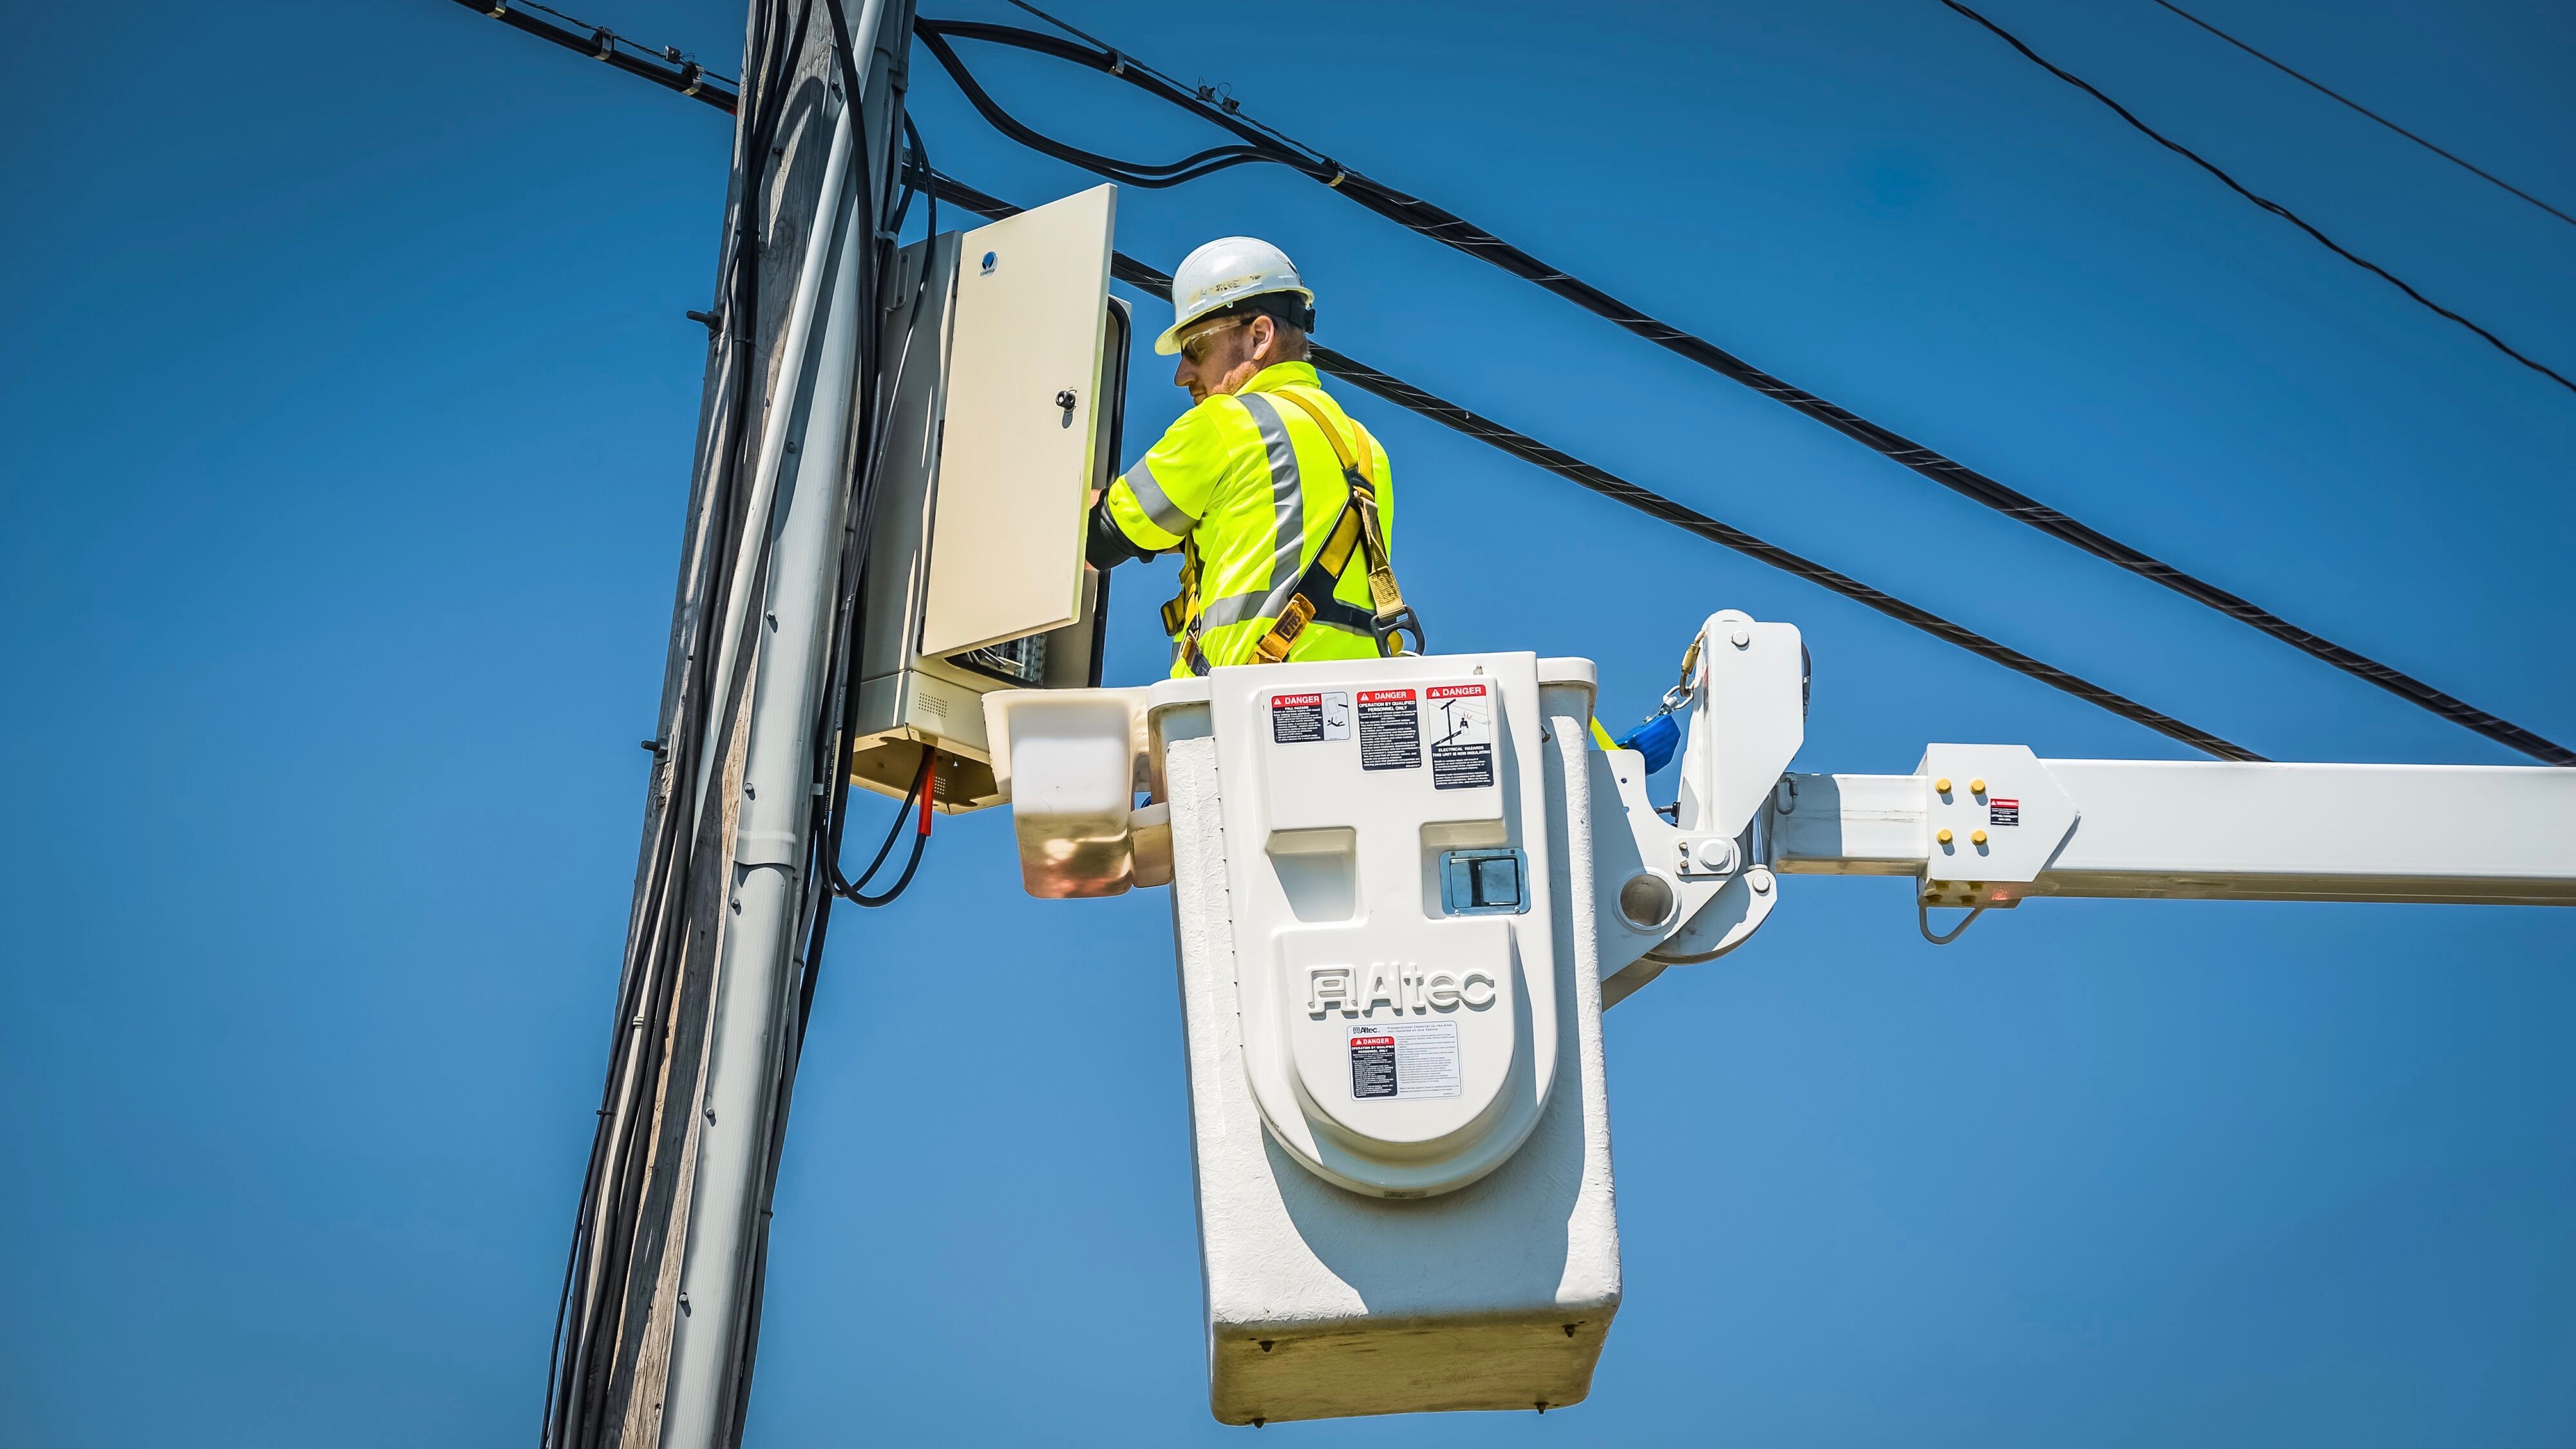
[1271,693,1322,708]
[1357,688,1415,703]
[1349,1035,1395,1048]
[1426,684,1486,700]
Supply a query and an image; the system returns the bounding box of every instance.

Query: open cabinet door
[918,184,1117,659]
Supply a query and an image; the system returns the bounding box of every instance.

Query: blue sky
[4,1,2572,1443]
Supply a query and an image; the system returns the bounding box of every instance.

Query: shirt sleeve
[1104,398,1235,554]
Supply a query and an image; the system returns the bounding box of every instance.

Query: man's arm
[1084,400,1235,570]
[1086,491,1155,569]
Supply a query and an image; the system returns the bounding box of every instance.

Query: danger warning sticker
[1426,684,1495,790]
[1347,1018,1461,1101]
[1357,688,1420,770]
[1987,797,2021,826]
[1271,691,1350,744]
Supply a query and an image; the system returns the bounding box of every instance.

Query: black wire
[1942,1,2575,399]
[2145,0,2576,231]
[912,110,943,241]
[516,0,739,85]
[833,750,936,900]
[909,15,2573,768]
[922,167,2262,762]
[1306,344,2262,761]
[994,0,1329,164]
[447,0,741,112]
[849,815,934,905]
[912,26,1271,187]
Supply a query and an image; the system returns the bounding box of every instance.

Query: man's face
[1172,312,1278,402]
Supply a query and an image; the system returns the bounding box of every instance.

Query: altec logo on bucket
[1308,964,1497,1016]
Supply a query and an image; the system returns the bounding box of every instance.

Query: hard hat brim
[1153,285,1316,355]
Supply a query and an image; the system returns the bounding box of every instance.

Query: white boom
[1770,755,2576,908]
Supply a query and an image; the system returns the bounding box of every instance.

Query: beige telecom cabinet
[851,184,1128,810]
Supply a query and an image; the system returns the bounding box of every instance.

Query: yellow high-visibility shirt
[1104,361,1396,678]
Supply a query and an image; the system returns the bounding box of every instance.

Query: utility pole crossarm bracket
[1771,755,2576,908]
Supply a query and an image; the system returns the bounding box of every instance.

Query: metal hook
[1918,898,1988,945]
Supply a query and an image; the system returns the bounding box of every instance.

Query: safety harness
[1162,386,1426,676]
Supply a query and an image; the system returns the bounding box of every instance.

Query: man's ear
[1249,314,1278,362]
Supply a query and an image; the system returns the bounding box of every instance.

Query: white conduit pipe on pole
[659,90,864,1449]
[689,100,860,827]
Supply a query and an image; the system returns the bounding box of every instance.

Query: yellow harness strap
[1269,388,1407,624]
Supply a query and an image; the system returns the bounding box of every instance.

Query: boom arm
[1772,752,2576,908]
[1589,612,2576,998]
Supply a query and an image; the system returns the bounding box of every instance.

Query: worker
[1085,236,1421,677]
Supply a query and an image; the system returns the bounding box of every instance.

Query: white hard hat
[1153,236,1316,355]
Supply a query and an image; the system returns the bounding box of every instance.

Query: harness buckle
[1255,596,1316,663]
[1371,605,1427,658]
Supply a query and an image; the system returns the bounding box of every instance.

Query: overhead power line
[443,0,738,112]
[1940,0,2575,399]
[910,10,2575,766]
[2145,0,2576,231]
[920,167,2260,761]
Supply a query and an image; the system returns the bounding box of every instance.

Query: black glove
[1085,493,1160,570]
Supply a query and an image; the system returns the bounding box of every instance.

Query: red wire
[916,752,937,836]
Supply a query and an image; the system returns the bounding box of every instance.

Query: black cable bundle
[537,1,931,1441]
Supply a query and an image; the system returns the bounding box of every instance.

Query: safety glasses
[1177,314,1249,365]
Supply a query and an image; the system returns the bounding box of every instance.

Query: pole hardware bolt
[1937,828,1955,845]
[1934,777,1951,793]
[1969,778,1987,795]
[1971,829,1989,846]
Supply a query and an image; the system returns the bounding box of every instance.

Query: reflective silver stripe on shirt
[1197,591,1272,630]
[1233,392,1309,625]
[1195,591,1376,635]
[1121,459,1195,538]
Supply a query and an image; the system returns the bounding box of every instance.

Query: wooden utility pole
[544,4,916,1446]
